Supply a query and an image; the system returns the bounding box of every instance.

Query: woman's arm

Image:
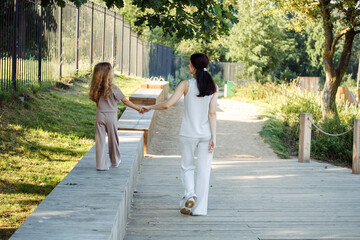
[208,87,218,153]
[121,97,141,111]
[146,81,187,111]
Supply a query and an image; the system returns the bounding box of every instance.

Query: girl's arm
[121,97,141,112]
[208,87,218,153]
[145,81,187,111]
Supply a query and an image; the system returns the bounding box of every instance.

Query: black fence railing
[0,0,242,92]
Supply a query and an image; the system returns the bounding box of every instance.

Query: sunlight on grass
[0,73,147,239]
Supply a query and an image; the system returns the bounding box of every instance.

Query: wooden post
[299,113,312,163]
[353,119,360,174]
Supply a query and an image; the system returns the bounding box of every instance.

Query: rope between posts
[308,117,353,137]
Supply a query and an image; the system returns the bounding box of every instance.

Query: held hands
[138,106,150,114]
[208,137,216,154]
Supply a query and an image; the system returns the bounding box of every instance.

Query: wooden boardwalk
[124,98,360,240]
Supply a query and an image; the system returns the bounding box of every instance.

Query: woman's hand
[139,106,150,114]
[208,137,216,153]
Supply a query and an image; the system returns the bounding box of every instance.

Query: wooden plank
[118,107,156,154]
[129,88,163,105]
[140,81,169,99]
[124,99,360,240]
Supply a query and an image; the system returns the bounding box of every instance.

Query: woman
[141,53,218,216]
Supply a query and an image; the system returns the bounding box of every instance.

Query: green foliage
[305,19,325,77]
[226,0,296,83]
[212,72,223,87]
[265,0,360,117]
[231,82,359,166]
[41,0,238,42]
[175,38,228,62]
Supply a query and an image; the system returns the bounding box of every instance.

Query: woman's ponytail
[190,53,216,97]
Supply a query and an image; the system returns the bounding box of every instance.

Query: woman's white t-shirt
[179,78,213,138]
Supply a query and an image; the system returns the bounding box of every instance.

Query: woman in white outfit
[141,53,218,216]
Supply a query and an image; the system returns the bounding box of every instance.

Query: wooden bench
[140,81,169,99]
[10,131,144,240]
[121,81,169,154]
[129,88,164,105]
[118,107,155,155]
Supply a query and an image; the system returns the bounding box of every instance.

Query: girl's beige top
[97,85,125,113]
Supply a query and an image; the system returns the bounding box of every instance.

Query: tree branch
[330,26,352,57]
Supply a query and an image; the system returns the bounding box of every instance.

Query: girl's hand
[208,137,216,153]
[117,109,120,114]
[139,106,150,114]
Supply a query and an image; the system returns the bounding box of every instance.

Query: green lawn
[0,72,146,239]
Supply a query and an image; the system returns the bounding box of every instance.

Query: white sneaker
[185,197,195,208]
[180,196,195,215]
[180,207,191,215]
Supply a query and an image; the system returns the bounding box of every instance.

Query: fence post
[12,0,19,91]
[112,12,116,67]
[58,6,63,80]
[37,1,43,84]
[90,2,94,66]
[75,6,79,74]
[128,25,131,75]
[353,119,360,174]
[120,15,124,73]
[299,113,312,163]
[102,7,106,62]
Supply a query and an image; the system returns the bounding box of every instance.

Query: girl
[89,62,141,171]
[141,53,218,216]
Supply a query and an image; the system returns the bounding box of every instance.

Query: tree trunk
[320,2,356,119]
[322,75,340,119]
[357,56,360,90]
[322,31,355,119]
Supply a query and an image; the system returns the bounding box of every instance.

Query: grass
[229,81,360,167]
[0,72,146,240]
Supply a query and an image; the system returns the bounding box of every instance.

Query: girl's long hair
[190,53,216,97]
[89,62,113,103]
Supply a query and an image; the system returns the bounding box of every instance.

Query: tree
[226,0,295,82]
[41,0,238,42]
[268,0,360,119]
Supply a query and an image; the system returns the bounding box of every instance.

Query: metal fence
[0,0,242,92]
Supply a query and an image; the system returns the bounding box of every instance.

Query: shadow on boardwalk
[125,98,360,240]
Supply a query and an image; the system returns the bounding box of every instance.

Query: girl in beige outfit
[89,62,141,171]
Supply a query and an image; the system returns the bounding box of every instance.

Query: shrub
[231,81,360,167]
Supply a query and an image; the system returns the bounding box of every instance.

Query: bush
[231,82,359,167]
